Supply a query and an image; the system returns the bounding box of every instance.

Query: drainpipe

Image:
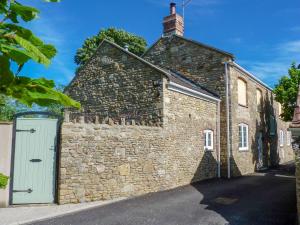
[217,100,221,178]
[224,61,231,179]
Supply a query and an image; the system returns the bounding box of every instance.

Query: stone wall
[65,40,164,125]
[163,79,219,181]
[59,85,219,204]
[143,35,231,177]
[229,65,294,176]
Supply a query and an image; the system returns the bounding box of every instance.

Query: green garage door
[12,117,59,204]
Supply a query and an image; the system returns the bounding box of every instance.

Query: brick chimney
[163,2,184,37]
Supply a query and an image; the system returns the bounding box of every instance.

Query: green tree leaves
[0,0,80,109]
[75,27,147,67]
[0,173,9,189]
[273,62,300,121]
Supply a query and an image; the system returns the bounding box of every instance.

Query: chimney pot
[162,2,184,36]
[170,2,176,15]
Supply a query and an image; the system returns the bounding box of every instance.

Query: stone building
[61,3,294,203]
[289,86,300,224]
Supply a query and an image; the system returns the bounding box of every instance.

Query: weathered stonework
[144,35,294,177]
[229,65,294,176]
[65,41,164,125]
[59,86,219,204]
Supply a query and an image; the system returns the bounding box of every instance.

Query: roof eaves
[231,62,273,91]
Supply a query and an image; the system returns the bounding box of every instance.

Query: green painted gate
[11,113,60,204]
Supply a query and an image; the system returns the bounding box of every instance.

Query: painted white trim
[168,81,221,103]
[279,130,284,147]
[231,62,273,91]
[204,130,214,150]
[238,123,249,151]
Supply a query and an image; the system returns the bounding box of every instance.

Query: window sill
[239,148,249,152]
[204,148,214,152]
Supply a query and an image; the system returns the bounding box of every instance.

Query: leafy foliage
[0,95,16,121]
[0,0,80,108]
[0,173,9,189]
[0,84,65,121]
[75,27,147,67]
[273,62,300,121]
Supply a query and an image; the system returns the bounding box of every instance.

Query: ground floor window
[279,130,284,147]
[239,123,248,151]
[204,130,213,150]
[287,131,291,146]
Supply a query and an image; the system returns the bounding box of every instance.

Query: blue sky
[22,0,300,88]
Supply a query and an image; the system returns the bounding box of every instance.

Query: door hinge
[16,129,36,133]
[13,188,33,193]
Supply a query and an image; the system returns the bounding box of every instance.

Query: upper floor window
[279,130,284,147]
[238,78,247,106]
[239,123,248,151]
[287,131,291,146]
[204,130,214,150]
[256,89,262,111]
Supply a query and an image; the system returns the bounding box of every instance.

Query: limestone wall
[59,87,219,204]
[143,35,230,177]
[229,65,294,176]
[65,40,164,125]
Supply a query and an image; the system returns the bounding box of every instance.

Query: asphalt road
[29,164,297,225]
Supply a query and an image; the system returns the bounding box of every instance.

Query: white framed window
[256,89,262,111]
[238,78,247,106]
[279,130,284,147]
[287,131,291,146]
[204,130,213,150]
[239,123,248,151]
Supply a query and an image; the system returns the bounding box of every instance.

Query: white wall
[0,122,13,207]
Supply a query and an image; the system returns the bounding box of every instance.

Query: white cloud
[277,40,300,53]
[238,40,300,87]
[27,16,75,83]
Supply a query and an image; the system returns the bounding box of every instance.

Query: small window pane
[239,124,248,150]
[239,126,242,147]
[279,130,284,146]
[204,130,213,150]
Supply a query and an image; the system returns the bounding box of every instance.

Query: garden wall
[0,122,13,207]
[59,117,218,204]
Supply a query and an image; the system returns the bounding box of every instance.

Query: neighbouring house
[3,3,294,207]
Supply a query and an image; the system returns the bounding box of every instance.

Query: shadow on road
[191,161,297,225]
